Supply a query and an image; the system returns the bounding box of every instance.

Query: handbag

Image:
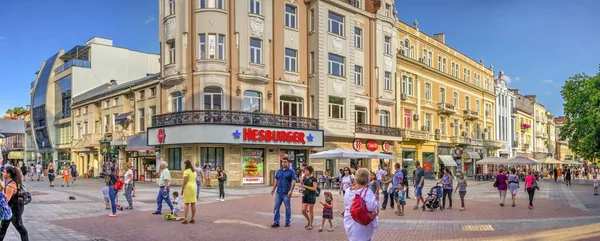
[493,178,499,188]
[531,180,540,190]
[350,188,376,225]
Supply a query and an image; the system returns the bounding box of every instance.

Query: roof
[72,73,159,106]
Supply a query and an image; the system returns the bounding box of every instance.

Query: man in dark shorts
[413,161,425,210]
[402,165,410,199]
[271,157,297,228]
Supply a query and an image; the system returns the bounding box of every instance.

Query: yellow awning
[8,151,24,159]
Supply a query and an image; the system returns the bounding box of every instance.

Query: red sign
[157,128,166,144]
[382,141,391,152]
[243,128,306,144]
[353,139,361,151]
[366,140,378,152]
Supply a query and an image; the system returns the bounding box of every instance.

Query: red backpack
[350,188,376,225]
[114,177,124,191]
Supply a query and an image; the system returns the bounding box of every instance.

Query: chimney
[433,33,445,44]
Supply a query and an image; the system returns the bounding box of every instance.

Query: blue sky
[0,1,599,116]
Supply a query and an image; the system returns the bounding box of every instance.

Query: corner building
[152,0,400,186]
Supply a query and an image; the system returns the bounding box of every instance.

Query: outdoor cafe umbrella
[365,152,393,159]
[505,156,539,165]
[476,156,507,165]
[563,160,582,166]
[309,148,372,159]
[538,157,562,165]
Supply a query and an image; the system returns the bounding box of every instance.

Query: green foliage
[560,71,600,160]
[11,107,26,115]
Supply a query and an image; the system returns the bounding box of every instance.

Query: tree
[11,107,25,115]
[560,71,600,161]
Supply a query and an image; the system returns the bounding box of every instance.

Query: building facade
[1,111,29,166]
[532,99,550,159]
[512,90,534,158]
[494,71,516,157]
[554,116,573,161]
[396,21,500,177]
[29,37,159,170]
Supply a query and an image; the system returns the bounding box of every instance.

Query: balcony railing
[437,103,456,115]
[337,0,361,8]
[54,59,91,75]
[450,136,471,145]
[356,123,402,137]
[152,110,319,130]
[535,116,542,122]
[402,129,430,140]
[471,139,483,146]
[483,140,503,149]
[463,110,479,120]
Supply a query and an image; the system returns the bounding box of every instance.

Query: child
[62,167,70,187]
[593,175,598,196]
[318,191,334,232]
[427,189,438,203]
[396,183,406,216]
[172,191,181,220]
[103,186,110,209]
[455,173,468,211]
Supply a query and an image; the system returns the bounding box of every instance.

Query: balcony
[470,138,483,146]
[54,59,91,75]
[450,136,471,146]
[463,110,479,120]
[536,132,544,138]
[483,140,503,149]
[437,103,456,115]
[356,123,402,137]
[535,116,542,122]
[152,110,319,130]
[402,129,430,141]
[337,0,361,8]
[2,143,24,151]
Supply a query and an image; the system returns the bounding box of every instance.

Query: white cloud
[144,16,155,24]
[514,77,520,81]
[543,79,553,84]
[501,75,511,83]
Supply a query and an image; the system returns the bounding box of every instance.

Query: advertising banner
[242,148,264,184]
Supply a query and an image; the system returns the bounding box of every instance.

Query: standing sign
[366,140,378,152]
[242,149,264,184]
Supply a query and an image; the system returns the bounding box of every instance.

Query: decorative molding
[165,18,176,41]
[332,79,343,95]
[250,18,264,38]
[384,57,393,71]
[284,72,299,82]
[164,65,178,77]
[332,37,343,54]
[249,66,265,76]
[197,62,227,72]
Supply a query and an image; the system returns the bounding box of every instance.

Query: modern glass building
[31,53,59,162]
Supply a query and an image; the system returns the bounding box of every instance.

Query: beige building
[554,116,573,161]
[153,0,400,186]
[70,75,160,177]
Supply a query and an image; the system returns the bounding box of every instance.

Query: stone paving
[4,176,600,240]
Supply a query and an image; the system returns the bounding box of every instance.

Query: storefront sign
[366,140,378,152]
[352,139,362,151]
[157,129,166,144]
[382,142,391,152]
[241,128,309,144]
[242,148,264,184]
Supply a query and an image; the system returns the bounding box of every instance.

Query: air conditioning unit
[450,122,456,127]
[398,49,405,56]
[461,131,467,137]
[485,111,490,116]
[413,114,420,120]
[484,128,489,133]
[459,124,464,129]
[482,133,486,139]
[419,57,426,63]
[421,125,429,131]
[435,133,441,140]
[401,93,408,100]
[435,128,441,134]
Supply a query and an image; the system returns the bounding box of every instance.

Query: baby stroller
[423,185,443,211]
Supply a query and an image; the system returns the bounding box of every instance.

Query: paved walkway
[4,177,600,240]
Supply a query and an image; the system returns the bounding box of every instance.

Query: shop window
[168,148,182,170]
[402,150,415,178]
[280,149,307,171]
[242,148,265,184]
[200,147,224,171]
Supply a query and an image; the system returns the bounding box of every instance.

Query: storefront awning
[462,151,481,160]
[126,134,153,151]
[7,151,24,159]
[115,112,133,123]
[438,155,457,167]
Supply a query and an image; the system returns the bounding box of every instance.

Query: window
[407,77,413,96]
[466,122,471,138]
[200,147,224,171]
[403,109,411,129]
[485,79,490,91]
[384,36,391,54]
[169,0,175,15]
[168,148,182,170]
[453,119,459,136]
[403,39,410,57]
[250,0,260,14]
[422,49,427,62]
[402,76,413,96]
[104,100,110,109]
[279,96,303,117]
[203,86,223,110]
[328,11,344,36]
[138,108,145,132]
[384,72,391,90]
[250,38,262,63]
[199,0,224,9]
[453,92,458,108]
[451,62,456,77]
[113,98,118,107]
[385,4,391,17]
[310,52,315,74]
[440,88,446,103]
[285,5,297,28]
[58,75,72,119]
[355,106,367,124]
[150,87,156,97]
[464,68,470,82]
[456,64,460,78]
[328,53,345,77]
[440,117,446,135]
[410,46,415,59]
[354,65,363,85]
[425,83,431,101]
[76,123,81,138]
[425,113,432,132]
[150,106,157,116]
[379,111,390,127]
[465,96,470,110]
[199,34,206,59]
[139,90,145,99]
[112,113,117,132]
[310,9,315,31]
[438,55,442,71]
[284,48,297,72]
[83,106,88,114]
[218,34,225,60]
[428,51,432,66]
[328,96,345,119]
[243,91,262,112]
[76,109,80,116]
[442,58,447,72]
[172,91,183,112]
[476,100,480,113]
[167,41,175,64]
[354,27,362,49]
[199,33,226,60]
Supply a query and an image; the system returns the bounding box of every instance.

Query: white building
[494,71,516,157]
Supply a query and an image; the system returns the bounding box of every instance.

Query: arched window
[403,39,410,57]
[243,90,262,113]
[171,91,183,112]
[203,86,223,110]
[279,96,303,117]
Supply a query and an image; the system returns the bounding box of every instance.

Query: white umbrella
[309,148,372,159]
[364,152,393,159]
[539,157,562,165]
[506,156,539,165]
[477,157,507,165]
[563,160,582,165]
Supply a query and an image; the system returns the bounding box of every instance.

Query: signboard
[366,140,378,152]
[352,139,362,151]
[242,148,264,184]
[382,142,391,152]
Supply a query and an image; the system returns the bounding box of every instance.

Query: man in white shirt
[35,163,42,181]
[376,164,386,187]
[152,161,173,215]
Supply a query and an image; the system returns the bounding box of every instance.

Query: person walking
[525,170,538,209]
[455,173,468,211]
[28,164,34,181]
[300,165,318,230]
[392,163,404,215]
[553,168,558,182]
[413,161,426,210]
[565,167,572,187]
[402,165,410,199]
[203,164,212,187]
[439,168,453,210]
[343,168,378,241]
[376,165,385,189]
[180,160,197,224]
[106,168,118,217]
[216,165,226,201]
[195,161,204,199]
[47,162,56,187]
[508,168,520,207]
[69,162,78,185]
[0,167,29,240]
[381,167,393,210]
[152,161,173,215]
[35,162,42,181]
[339,167,355,196]
[20,164,27,182]
[271,157,297,228]
[495,169,508,206]
[123,163,134,210]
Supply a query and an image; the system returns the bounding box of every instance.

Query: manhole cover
[461,224,495,231]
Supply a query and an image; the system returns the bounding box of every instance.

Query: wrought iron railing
[403,129,430,140]
[356,123,402,137]
[338,0,361,8]
[151,110,319,130]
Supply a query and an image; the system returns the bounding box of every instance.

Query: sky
[0,0,599,116]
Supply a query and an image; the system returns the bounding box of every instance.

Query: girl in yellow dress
[180,160,197,224]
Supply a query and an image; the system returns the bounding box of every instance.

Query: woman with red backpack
[343,168,378,241]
